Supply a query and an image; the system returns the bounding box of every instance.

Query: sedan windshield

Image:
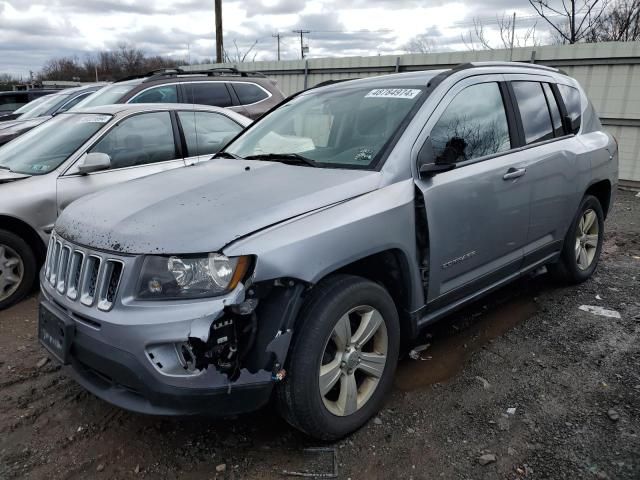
[12,94,55,116]
[16,92,72,120]
[0,113,111,175]
[226,86,425,169]
[71,82,139,110]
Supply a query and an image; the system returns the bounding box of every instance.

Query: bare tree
[223,39,259,63]
[462,15,540,50]
[529,0,610,44]
[587,0,640,40]
[461,17,495,50]
[497,14,540,48]
[404,35,437,54]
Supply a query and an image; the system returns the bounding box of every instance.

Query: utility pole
[215,0,223,63]
[292,29,310,59]
[95,65,99,82]
[272,32,281,61]
[509,12,516,61]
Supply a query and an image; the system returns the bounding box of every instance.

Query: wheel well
[333,249,416,345]
[585,180,612,218]
[0,216,47,265]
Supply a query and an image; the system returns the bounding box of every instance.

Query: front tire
[0,229,36,310]
[277,275,400,440]
[550,195,604,284]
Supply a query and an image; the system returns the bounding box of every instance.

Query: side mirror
[417,137,456,177]
[77,152,111,174]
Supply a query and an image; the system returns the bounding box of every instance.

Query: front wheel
[550,194,604,284]
[277,275,400,440]
[0,229,37,310]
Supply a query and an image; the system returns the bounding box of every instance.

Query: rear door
[180,82,249,116]
[503,75,583,266]
[56,111,186,212]
[413,75,531,307]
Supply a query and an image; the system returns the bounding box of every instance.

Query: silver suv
[39,62,618,440]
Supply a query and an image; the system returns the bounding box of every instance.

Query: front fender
[223,179,424,311]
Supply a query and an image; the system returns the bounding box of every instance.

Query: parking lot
[0,189,637,479]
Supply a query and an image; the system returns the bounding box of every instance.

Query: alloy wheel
[319,305,388,417]
[0,244,24,302]
[575,208,599,270]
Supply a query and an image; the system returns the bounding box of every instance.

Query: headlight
[136,253,251,300]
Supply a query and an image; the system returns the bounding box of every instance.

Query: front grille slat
[56,247,71,293]
[44,233,125,310]
[80,255,101,307]
[66,251,85,300]
[97,261,124,311]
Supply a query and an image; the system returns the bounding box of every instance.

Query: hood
[55,158,381,254]
[0,169,31,184]
[0,116,49,133]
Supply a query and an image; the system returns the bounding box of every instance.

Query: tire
[276,274,400,441]
[550,194,604,284]
[0,229,37,310]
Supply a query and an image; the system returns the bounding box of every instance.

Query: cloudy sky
[1,0,551,78]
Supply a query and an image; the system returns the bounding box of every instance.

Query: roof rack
[114,67,270,83]
[453,61,561,73]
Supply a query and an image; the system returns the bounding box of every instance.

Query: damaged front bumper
[39,266,299,416]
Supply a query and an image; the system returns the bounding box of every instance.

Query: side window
[557,84,582,134]
[233,83,269,105]
[430,82,511,163]
[542,83,564,137]
[178,111,243,156]
[183,83,233,107]
[512,81,554,145]
[57,92,93,113]
[129,85,178,104]
[89,112,176,169]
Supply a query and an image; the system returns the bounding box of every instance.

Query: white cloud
[1,0,545,78]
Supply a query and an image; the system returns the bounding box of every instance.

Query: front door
[57,111,186,212]
[414,77,531,307]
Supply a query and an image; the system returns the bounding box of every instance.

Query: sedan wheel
[0,244,24,303]
[320,305,388,417]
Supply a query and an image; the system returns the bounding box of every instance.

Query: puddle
[395,297,538,391]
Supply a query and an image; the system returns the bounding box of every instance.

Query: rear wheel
[0,229,36,310]
[277,275,400,440]
[550,195,604,284]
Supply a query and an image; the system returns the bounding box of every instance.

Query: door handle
[503,167,526,180]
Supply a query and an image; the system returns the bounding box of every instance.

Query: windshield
[226,86,425,169]
[71,83,138,110]
[0,113,111,175]
[12,94,55,116]
[15,93,72,120]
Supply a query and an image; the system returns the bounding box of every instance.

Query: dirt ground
[1,190,639,480]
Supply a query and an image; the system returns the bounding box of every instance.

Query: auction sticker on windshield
[78,114,111,123]
[365,88,422,99]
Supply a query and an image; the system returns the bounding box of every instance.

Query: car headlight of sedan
[136,253,251,300]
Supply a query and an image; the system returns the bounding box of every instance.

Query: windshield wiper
[214,151,244,160]
[245,153,318,168]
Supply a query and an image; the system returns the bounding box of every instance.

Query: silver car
[39,62,617,440]
[0,104,250,309]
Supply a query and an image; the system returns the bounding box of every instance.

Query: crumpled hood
[55,158,381,254]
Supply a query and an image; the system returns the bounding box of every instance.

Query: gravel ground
[0,190,638,480]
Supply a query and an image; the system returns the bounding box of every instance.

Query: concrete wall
[185,42,640,184]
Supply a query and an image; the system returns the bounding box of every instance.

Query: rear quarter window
[557,84,582,134]
[233,83,269,105]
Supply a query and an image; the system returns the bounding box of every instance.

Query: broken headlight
[136,254,250,300]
